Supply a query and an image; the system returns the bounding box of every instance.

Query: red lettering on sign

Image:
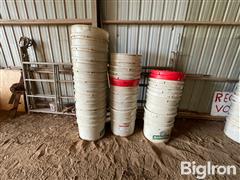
[216,105,223,112]
[224,93,229,102]
[215,93,223,102]
[223,105,230,113]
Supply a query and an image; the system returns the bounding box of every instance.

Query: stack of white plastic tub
[110,53,141,136]
[224,83,240,143]
[144,70,184,143]
[71,25,109,141]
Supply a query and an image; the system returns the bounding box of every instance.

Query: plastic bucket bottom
[111,120,135,137]
[78,121,105,141]
[224,120,240,143]
[143,122,173,143]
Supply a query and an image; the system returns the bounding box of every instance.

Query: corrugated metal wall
[101,0,240,113]
[0,0,93,102]
[1,0,239,113]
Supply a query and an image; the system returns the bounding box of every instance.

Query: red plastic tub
[149,70,184,81]
[110,77,140,87]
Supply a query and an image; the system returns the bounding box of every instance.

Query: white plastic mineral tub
[78,121,105,141]
[224,119,240,143]
[143,120,174,143]
[111,120,135,137]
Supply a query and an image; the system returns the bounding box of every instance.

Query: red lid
[149,70,184,81]
[110,77,140,87]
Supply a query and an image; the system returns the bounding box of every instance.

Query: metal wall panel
[102,0,240,113]
[0,0,93,103]
[1,0,239,113]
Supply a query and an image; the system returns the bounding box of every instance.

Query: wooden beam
[138,66,239,82]
[0,19,93,25]
[6,64,239,83]
[1,19,239,26]
[139,75,238,83]
[103,20,240,26]
[185,74,239,83]
[137,108,225,121]
[177,111,225,121]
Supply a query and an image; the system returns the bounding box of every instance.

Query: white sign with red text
[210,91,234,116]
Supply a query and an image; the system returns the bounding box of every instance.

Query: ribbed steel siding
[102,0,240,113]
[0,0,92,103]
[1,0,239,113]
